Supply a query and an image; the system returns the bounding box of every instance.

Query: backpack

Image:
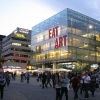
[72,77,78,87]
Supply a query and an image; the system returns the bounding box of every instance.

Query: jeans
[84,83,89,99]
[0,85,4,99]
[60,87,68,100]
[73,86,79,98]
[56,88,61,100]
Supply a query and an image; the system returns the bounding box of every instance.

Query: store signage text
[18,28,30,34]
[3,66,21,69]
[13,56,28,61]
[49,26,67,48]
[14,33,25,38]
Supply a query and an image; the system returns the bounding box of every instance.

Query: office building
[2,27,31,72]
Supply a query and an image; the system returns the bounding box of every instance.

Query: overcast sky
[0,0,100,36]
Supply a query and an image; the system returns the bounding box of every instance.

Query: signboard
[48,26,67,49]
[13,56,28,61]
[14,33,25,38]
[17,28,30,34]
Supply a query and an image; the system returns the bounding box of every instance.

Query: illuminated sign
[49,26,67,48]
[13,56,28,61]
[3,66,21,69]
[14,33,25,38]
[18,28,30,34]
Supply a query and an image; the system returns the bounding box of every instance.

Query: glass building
[31,8,100,69]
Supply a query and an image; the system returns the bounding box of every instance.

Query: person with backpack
[70,74,80,99]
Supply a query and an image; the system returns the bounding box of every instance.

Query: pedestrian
[42,72,47,89]
[60,73,68,100]
[95,77,100,91]
[90,73,96,97]
[20,72,24,82]
[55,73,61,100]
[46,72,52,87]
[5,71,10,86]
[70,74,80,99]
[79,73,85,94]
[0,70,6,99]
[82,72,91,100]
[26,72,30,83]
[51,73,55,88]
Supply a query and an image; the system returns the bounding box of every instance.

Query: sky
[0,0,100,36]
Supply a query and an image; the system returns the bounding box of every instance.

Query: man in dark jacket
[42,72,47,89]
[0,71,6,99]
[70,74,80,99]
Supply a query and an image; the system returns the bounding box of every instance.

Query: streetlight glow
[89,25,93,29]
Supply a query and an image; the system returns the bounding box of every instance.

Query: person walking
[60,73,68,100]
[26,72,30,83]
[55,73,61,100]
[82,72,91,100]
[70,74,80,99]
[0,70,6,99]
[5,71,10,86]
[42,72,47,89]
[90,73,96,97]
[46,72,52,87]
[51,73,55,88]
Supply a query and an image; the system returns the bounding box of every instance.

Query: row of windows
[12,43,31,47]
[2,48,31,54]
[3,42,31,49]
[3,37,31,46]
[31,48,100,63]
[7,59,28,63]
[67,8,100,26]
[4,53,30,57]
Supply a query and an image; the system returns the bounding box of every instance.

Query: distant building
[2,27,31,72]
[0,35,6,59]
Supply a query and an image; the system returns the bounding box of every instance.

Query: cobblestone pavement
[2,76,100,100]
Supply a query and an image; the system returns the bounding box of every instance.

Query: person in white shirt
[82,72,91,100]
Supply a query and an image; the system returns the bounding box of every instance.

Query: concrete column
[42,64,45,73]
[42,64,45,69]
[53,62,57,73]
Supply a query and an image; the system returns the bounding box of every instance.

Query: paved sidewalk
[2,76,100,100]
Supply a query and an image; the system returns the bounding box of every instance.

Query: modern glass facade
[31,8,100,66]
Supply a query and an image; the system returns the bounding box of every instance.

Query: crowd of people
[37,71,100,100]
[0,69,100,100]
[0,71,14,99]
[0,70,31,99]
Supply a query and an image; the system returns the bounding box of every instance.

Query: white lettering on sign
[19,28,30,34]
